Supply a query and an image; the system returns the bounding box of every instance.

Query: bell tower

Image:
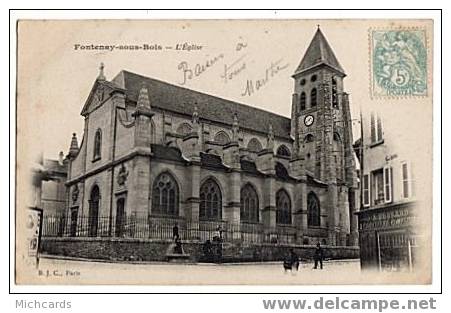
[291,27,353,184]
[291,27,357,246]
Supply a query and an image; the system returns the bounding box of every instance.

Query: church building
[63,28,359,247]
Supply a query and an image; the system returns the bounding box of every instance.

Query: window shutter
[370,113,376,143]
[383,165,392,203]
[377,116,383,141]
[363,174,370,207]
[401,162,409,198]
[410,162,415,198]
[401,162,415,199]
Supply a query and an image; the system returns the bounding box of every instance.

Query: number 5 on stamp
[370,29,428,97]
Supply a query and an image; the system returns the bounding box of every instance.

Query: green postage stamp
[370,29,428,97]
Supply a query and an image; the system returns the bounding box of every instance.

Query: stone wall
[41,237,359,263]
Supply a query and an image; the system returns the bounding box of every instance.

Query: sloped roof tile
[112,71,292,140]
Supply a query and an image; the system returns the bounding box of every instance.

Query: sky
[16,19,432,160]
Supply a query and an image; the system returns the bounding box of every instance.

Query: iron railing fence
[41,214,298,244]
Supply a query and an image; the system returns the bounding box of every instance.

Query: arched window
[303,134,316,174]
[276,145,291,157]
[152,172,179,216]
[276,189,291,225]
[300,92,306,111]
[247,138,263,153]
[240,184,259,223]
[93,129,102,160]
[88,185,100,237]
[304,134,315,143]
[332,77,338,108]
[177,122,192,136]
[214,131,230,145]
[307,192,320,227]
[200,178,222,221]
[311,88,317,107]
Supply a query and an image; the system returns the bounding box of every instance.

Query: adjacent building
[31,153,68,214]
[41,153,68,216]
[356,108,422,271]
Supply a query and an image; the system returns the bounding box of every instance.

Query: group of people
[173,223,223,242]
[204,225,223,262]
[283,243,324,272]
[173,223,223,260]
[172,222,325,268]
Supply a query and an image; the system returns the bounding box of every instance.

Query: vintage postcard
[15,19,434,285]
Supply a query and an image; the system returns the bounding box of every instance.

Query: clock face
[304,115,314,127]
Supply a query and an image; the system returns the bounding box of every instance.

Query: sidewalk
[30,256,363,285]
[40,253,358,266]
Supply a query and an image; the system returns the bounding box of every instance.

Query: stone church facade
[64,29,359,247]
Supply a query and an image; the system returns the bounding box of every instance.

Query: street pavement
[31,257,368,285]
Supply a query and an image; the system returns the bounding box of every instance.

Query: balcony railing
[41,214,299,244]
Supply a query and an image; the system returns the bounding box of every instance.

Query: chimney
[58,151,64,165]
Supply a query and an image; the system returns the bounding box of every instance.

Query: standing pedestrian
[216,224,223,241]
[290,248,300,271]
[173,222,179,242]
[174,235,183,254]
[203,240,213,262]
[314,242,324,269]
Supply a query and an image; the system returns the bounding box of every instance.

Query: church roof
[294,28,345,76]
[43,159,68,176]
[112,70,292,140]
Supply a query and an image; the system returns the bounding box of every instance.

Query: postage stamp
[370,29,428,97]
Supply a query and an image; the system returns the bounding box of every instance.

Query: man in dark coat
[203,240,213,262]
[283,249,300,271]
[290,249,300,271]
[173,222,179,241]
[314,242,324,269]
[174,236,183,254]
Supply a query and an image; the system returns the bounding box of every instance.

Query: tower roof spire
[132,83,154,118]
[293,28,345,76]
[137,83,151,110]
[68,132,79,158]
